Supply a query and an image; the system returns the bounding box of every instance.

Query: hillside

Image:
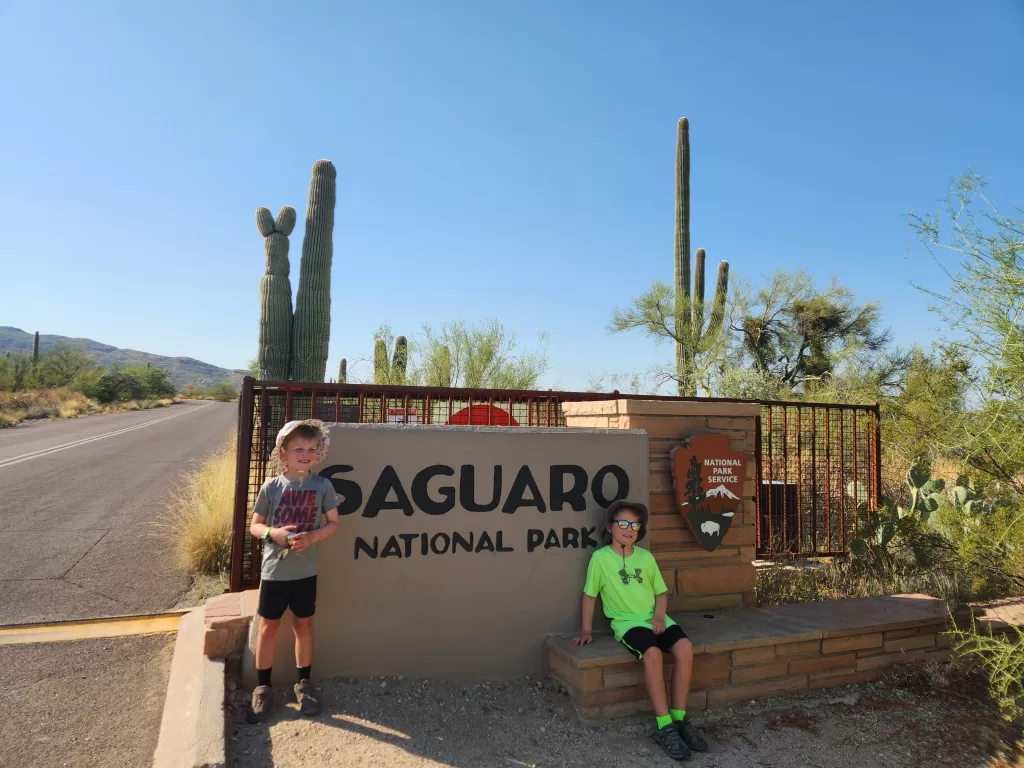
[0,326,248,391]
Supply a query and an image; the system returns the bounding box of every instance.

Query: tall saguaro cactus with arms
[609,118,729,396]
[674,117,729,396]
[255,206,297,380]
[291,160,337,382]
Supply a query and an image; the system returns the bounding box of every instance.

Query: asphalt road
[0,400,237,625]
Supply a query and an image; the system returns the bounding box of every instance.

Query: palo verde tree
[409,319,549,390]
[909,171,1024,494]
[715,269,895,399]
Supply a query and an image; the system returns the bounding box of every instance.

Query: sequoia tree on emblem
[670,434,747,551]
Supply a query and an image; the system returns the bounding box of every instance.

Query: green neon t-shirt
[583,545,676,642]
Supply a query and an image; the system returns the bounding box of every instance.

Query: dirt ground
[226,668,1001,768]
[0,634,173,768]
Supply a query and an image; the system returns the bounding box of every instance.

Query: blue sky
[1,1,1021,390]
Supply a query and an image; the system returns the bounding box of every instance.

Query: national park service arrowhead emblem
[670,434,747,552]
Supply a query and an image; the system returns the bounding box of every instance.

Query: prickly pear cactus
[291,160,337,382]
[256,206,296,380]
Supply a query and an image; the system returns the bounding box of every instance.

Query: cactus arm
[338,358,347,384]
[275,206,296,236]
[692,247,707,342]
[256,207,275,238]
[703,261,730,343]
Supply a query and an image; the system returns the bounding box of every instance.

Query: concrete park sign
[670,433,746,552]
[301,423,648,679]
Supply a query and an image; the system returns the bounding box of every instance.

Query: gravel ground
[0,634,174,768]
[227,669,998,768]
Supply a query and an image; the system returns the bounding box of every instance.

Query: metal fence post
[229,376,256,593]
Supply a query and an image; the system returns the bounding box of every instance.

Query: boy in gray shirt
[247,419,340,721]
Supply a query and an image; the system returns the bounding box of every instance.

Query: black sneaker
[654,722,691,761]
[246,685,272,723]
[678,716,708,752]
[294,679,321,716]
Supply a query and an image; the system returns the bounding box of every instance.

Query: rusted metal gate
[229,379,880,590]
[756,402,881,558]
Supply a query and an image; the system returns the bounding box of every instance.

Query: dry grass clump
[755,557,968,607]
[0,388,95,426]
[162,434,236,574]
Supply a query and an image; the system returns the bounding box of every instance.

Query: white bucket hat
[268,419,332,475]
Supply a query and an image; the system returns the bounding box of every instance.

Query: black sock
[297,665,311,683]
[257,667,272,687]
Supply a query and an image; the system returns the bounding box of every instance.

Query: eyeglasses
[612,520,642,531]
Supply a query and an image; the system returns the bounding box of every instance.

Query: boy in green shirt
[573,500,708,761]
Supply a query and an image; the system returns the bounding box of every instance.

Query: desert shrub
[186,382,238,402]
[77,365,176,403]
[949,617,1024,721]
[756,554,970,607]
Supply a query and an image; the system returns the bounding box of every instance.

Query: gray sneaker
[678,716,708,752]
[246,685,272,723]
[294,679,321,716]
[654,722,691,761]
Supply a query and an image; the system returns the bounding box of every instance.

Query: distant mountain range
[0,326,247,391]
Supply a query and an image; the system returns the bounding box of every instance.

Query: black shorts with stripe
[620,624,687,659]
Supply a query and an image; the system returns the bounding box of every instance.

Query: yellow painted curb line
[0,611,188,646]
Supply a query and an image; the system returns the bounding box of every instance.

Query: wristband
[262,528,271,543]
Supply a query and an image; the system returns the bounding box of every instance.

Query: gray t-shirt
[254,473,340,581]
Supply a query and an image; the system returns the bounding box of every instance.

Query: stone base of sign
[546,594,956,720]
[563,399,760,612]
[202,591,257,659]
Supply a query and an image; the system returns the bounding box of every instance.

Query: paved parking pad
[0,634,173,768]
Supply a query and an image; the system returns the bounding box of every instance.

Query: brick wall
[564,399,760,611]
[549,621,953,720]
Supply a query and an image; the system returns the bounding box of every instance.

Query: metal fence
[756,402,881,558]
[229,379,881,590]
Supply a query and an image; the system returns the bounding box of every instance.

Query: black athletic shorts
[257,575,317,620]
[620,624,687,660]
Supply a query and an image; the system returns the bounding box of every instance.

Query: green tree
[721,270,894,397]
[909,171,1024,494]
[35,343,95,388]
[0,351,34,391]
[608,281,731,396]
[410,319,549,389]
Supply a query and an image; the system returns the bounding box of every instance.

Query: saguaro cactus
[291,160,337,382]
[674,117,729,396]
[391,336,408,385]
[373,339,388,384]
[32,331,39,366]
[338,358,347,384]
[256,206,297,380]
